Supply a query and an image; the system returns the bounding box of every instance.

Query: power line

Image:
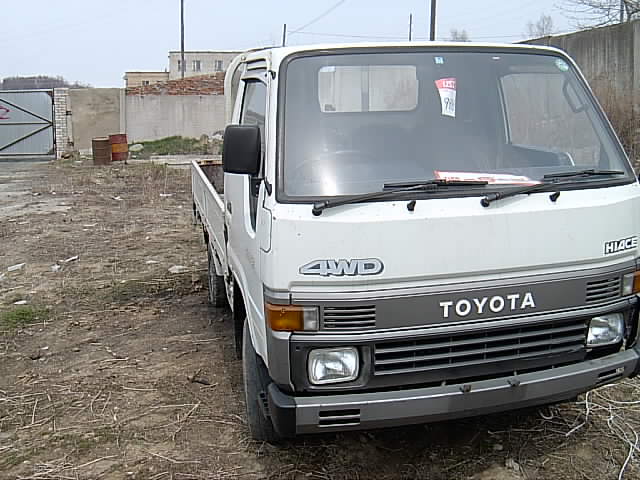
[288,28,575,42]
[287,30,405,40]
[288,0,348,34]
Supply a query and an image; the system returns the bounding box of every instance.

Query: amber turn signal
[622,271,640,296]
[265,303,319,331]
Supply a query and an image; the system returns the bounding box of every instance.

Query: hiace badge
[604,236,638,255]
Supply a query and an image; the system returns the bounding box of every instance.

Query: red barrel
[92,137,112,166]
[109,134,129,162]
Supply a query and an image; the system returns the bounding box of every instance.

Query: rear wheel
[207,243,227,307]
[242,320,281,443]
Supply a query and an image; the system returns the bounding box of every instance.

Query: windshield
[279,50,633,199]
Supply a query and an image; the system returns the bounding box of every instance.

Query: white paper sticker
[435,77,456,118]
[434,171,540,185]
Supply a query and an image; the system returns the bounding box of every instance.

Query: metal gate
[0,90,55,158]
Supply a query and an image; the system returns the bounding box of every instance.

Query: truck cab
[192,42,640,442]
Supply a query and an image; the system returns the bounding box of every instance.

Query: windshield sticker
[435,78,456,118]
[435,171,540,185]
[555,59,569,72]
[434,56,444,65]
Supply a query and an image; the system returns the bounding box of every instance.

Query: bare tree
[526,14,555,38]
[449,29,471,42]
[1,76,91,90]
[562,0,640,27]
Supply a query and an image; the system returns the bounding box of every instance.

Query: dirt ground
[2,159,640,480]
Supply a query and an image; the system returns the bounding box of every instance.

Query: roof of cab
[237,41,568,69]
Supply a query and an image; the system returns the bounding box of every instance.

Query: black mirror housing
[223,125,261,175]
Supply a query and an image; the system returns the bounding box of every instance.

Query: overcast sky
[1,0,575,87]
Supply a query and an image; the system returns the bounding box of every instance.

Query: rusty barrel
[109,133,128,162]
[92,137,112,166]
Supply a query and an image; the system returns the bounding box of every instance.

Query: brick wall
[53,88,71,158]
[126,73,224,96]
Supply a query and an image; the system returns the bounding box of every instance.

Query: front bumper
[268,346,640,437]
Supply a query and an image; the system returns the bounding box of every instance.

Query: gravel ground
[1,159,640,480]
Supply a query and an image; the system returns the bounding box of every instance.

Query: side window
[501,73,600,166]
[239,80,267,230]
[240,81,267,154]
[318,65,418,113]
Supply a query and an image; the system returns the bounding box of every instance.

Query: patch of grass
[130,136,208,158]
[0,306,49,329]
[0,450,33,469]
[107,274,195,304]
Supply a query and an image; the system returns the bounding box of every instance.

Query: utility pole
[181,0,185,79]
[620,0,625,23]
[409,14,413,41]
[429,0,437,41]
[282,23,287,47]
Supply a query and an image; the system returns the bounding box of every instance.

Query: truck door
[225,71,270,358]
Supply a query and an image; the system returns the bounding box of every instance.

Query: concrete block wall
[53,75,228,152]
[125,94,226,142]
[68,88,123,152]
[53,88,71,158]
[524,19,639,108]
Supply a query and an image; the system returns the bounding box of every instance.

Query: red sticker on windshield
[435,78,456,118]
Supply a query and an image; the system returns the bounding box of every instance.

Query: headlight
[587,313,624,347]
[308,347,359,385]
[265,303,319,331]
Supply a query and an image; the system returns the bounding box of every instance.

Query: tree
[0,76,90,90]
[449,29,471,42]
[562,0,640,27]
[527,14,555,38]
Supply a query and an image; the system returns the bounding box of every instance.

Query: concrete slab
[127,154,221,168]
[0,161,72,218]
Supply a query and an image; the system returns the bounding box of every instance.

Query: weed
[130,136,208,158]
[0,306,49,329]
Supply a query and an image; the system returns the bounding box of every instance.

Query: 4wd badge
[299,258,384,277]
[604,236,638,255]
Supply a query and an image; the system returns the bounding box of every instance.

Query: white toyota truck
[191,42,640,442]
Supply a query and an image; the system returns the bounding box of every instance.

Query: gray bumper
[268,347,640,436]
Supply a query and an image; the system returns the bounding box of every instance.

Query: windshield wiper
[542,169,626,180]
[312,179,488,216]
[480,181,557,207]
[383,179,489,190]
[480,169,627,207]
[480,168,626,207]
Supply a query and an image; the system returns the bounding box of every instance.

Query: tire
[242,320,281,443]
[207,242,227,307]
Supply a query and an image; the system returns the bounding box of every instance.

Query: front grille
[374,318,587,376]
[586,277,621,304]
[322,305,376,330]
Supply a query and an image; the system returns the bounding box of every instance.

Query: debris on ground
[168,265,189,274]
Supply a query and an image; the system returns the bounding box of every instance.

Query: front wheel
[242,320,281,443]
[207,242,227,307]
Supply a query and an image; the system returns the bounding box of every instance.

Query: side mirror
[222,125,260,175]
